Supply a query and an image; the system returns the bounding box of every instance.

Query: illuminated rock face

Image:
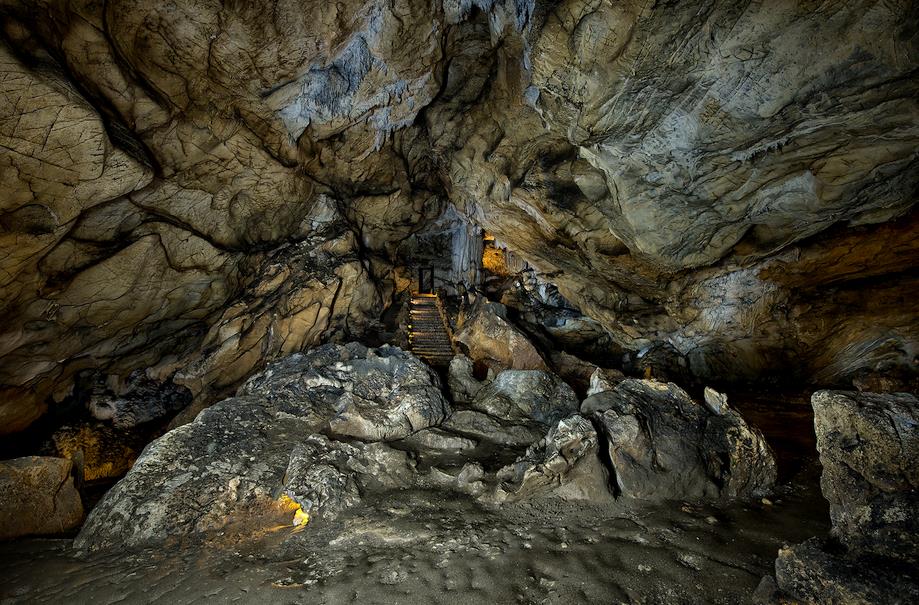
[1,1,917,431]
[0,456,84,539]
[75,344,440,551]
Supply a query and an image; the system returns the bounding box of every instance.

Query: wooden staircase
[408,293,455,367]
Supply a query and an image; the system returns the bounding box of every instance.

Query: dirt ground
[0,392,827,605]
[0,464,827,605]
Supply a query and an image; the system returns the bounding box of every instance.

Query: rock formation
[765,390,919,603]
[1,0,916,433]
[0,456,83,539]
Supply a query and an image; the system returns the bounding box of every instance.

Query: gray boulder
[468,369,578,426]
[586,366,626,397]
[772,538,919,605]
[283,435,415,518]
[441,409,546,448]
[494,415,612,503]
[239,343,451,442]
[811,390,919,563]
[88,370,192,428]
[592,380,776,501]
[75,344,447,551]
[0,456,84,540]
[446,354,486,404]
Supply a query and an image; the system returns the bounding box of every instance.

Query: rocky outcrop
[76,344,441,551]
[447,354,485,404]
[766,390,919,603]
[467,369,578,427]
[588,380,776,501]
[454,301,549,374]
[0,456,83,539]
[441,409,545,448]
[812,390,919,563]
[237,343,450,442]
[771,539,919,605]
[494,415,612,503]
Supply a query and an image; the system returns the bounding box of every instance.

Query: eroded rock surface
[0,456,83,539]
[765,390,919,603]
[495,415,611,503]
[590,380,776,501]
[468,369,578,426]
[811,390,919,563]
[1,0,917,433]
[76,344,445,551]
[811,391,919,563]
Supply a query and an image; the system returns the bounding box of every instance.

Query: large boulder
[468,369,578,426]
[590,380,776,501]
[0,456,83,540]
[238,343,451,442]
[772,538,919,605]
[494,415,612,503]
[811,390,919,563]
[454,301,548,374]
[764,390,919,604]
[75,344,445,551]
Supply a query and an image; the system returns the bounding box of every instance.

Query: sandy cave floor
[0,462,828,605]
[1,392,826,604]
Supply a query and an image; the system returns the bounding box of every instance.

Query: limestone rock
[0,457,83,540]
[283,435,415,519]
[586,367,626,397]
[51,422,141,482]
[592,380,776,501]
[454,301,548,373]
[441,409,546,448]
[398,428,477,454]
[87,371,191,428]
[703,387,728,416]
[773,538,919,605]
[447,354,486,404]
[75,344,447,551]
[238,343,451,442]
[811,390,919,563]
[494,415,611,502]
[468,369,578,426]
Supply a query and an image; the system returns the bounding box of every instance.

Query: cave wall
[0,0,917,432]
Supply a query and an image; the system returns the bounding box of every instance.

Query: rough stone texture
[76,344,444,551]
[773,538,919,605]
[811,390,919,564]
[494,415,612,503]
[446,354,486,404]
[398,428,477,454]
[454,301,549,373]
[51,422,140,482]
[441,409,545,448]
[0,456,83,539]
[586,367,626,397]
[1,0,918,432]
[592,380,776,501]
[468,369,578,426]
[86,371,191,429]
[283,434,415,519]
[238,343,451,442]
